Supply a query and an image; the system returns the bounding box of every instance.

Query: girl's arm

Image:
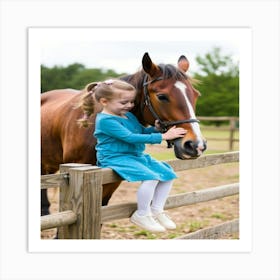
[99,118,162,144]
[142,126,159,134]
[141,120,162,134]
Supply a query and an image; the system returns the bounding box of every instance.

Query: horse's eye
[157,94,169,102]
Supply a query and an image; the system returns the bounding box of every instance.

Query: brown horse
[41,52,207,215]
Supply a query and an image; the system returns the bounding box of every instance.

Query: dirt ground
[41,158,239,240]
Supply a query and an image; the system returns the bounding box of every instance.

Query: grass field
[201,125,239,152]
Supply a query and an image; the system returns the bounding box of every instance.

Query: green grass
[211,213,227,220]
[133,230,157,239]
[201,126,239,151]
[148,149,175,161]
[186,220,211,232]
[202,126,239,138]
[167,232,181,239]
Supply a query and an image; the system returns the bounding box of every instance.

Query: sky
[38,28,240,75]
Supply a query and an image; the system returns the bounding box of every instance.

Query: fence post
[83,167,103,239]
[229,118,236,151]
[58,163,91,239]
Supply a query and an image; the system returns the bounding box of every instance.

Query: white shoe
[130,211,166,232]
[153,212,176,230]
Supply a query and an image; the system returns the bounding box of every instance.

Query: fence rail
[199,116,239,150]
[41,151,239,239]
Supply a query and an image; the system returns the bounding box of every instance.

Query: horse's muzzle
[173,138,207,159]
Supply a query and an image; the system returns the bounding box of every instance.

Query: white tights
[136,179,173,216]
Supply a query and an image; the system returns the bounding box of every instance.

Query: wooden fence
[199,116,239,150]
[41,151,239,239]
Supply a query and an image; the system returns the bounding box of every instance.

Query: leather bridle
[142,74,200,133]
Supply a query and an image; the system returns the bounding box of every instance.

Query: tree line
[41,47,239,119]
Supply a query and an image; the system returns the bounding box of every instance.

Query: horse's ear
[177,55,190,73]
[142,52,161,77]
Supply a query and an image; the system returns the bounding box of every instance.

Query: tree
[41,64,124,92]
[41,63,85,92]
[193,47,239,122]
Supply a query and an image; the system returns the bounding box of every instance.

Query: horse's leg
[41,189,50,216]
[102,182,122,206]
[41,165,58,216]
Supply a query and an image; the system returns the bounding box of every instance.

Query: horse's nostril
[183,140,207,157]
[184,140,192,150]
[183,140,197,155]
[174,139,206,159]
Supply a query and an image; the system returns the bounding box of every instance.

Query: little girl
[81,79,186,232]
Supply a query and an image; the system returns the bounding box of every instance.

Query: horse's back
[41,89,83,129]
[41,89,81,107]
[41,88,96,174]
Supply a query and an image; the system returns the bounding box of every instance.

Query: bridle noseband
[142,74,200,133]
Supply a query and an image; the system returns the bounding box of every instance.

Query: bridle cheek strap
[142,74,200,133]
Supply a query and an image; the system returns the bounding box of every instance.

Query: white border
[1,1,279,279]
[28,27,251,253]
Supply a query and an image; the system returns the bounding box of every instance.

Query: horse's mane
[121,63,200,92]
[158,64,201,88]
[158,64,187,81]
[121,63,187,88]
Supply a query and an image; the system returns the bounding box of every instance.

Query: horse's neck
[131,91,156,127]
[121,72,147,125]
[131,106,145,125]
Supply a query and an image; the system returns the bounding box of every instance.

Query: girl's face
[100,90,136,117]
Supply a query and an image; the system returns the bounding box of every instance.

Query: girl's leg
[151,180,173,214]
[136,180,159,216]
[131,180,166,232]
[150,180,176,229]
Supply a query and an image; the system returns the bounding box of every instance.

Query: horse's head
[140,52,207,159]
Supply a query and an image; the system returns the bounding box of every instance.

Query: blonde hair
[77,79,136,127]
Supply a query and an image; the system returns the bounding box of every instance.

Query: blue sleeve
[142,126,159,134]
[98,117,162,144]
[127,113,159,134]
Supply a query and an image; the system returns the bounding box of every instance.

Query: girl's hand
[162,126,187,140]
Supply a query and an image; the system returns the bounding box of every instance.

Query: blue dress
[94,112,177,182]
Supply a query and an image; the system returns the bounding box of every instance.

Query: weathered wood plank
[41,173,68,189]
[83,167,103,239]
[41,152,239,186]
[41,163,92,189]
[200,127,233,131]
[65,167,85,238]
[101,168,123,184]
[166,152,239,173]
[164,183,239,209]
[175,219,239,239]
[41,210,77,230]
[101,202,137,223]
[101,183,239,223]
[100,152,239,184]
[58,164,91,238]
[199,116,239,121]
